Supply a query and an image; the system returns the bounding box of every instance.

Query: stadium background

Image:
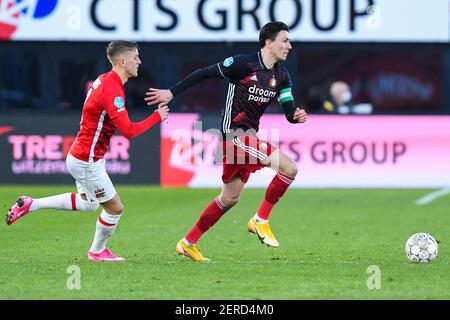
[1,0,449,187]
[0,0,449,301]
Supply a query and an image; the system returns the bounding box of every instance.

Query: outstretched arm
[111,106,169,139]
[103,83,170,139]
[145,88,174,108]
[145,64,221,107]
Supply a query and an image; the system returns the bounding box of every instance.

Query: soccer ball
[405,232,438,263]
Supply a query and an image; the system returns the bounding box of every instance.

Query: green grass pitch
[0,186,448,299]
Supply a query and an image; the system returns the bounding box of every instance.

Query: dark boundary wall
[1,42,449,115]
[0,114,160,184]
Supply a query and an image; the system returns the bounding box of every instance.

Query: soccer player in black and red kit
[146,22,307,261]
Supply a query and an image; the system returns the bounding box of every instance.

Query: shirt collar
[257,51,275,71]
[110,70,123,86]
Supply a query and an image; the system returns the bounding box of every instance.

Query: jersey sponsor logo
[223,57,234,67]
[114,96,125,112]
[248,85,276,103]
[0,0,59,40]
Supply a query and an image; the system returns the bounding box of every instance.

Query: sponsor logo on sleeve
[223,57,234,67]
[114,96,125,112]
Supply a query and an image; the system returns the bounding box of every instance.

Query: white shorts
[66,152,116,203]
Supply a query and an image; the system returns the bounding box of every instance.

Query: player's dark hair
[106,40,139,62]
[259,22,289,48]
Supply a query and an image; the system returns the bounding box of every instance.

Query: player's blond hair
[106,40,139,64]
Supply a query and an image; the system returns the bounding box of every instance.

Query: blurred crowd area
[1,41,449,115]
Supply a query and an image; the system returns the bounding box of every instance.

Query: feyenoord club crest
[269,76,277,88]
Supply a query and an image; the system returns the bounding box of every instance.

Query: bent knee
[280,163,298,178]
[102,200,124,215]
[112,203,124,214]
[219,195,240,208]
[79,200,100,212]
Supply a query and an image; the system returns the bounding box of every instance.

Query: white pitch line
[415,188,450,205]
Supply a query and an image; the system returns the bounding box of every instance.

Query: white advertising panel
[1,0,449,42]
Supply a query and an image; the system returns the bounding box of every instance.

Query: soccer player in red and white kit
[146,22,307,261]
[6,41,169,262]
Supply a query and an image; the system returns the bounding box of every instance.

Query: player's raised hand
[145,88,174,107]
[293,107,307,123]
[157,105,169,122]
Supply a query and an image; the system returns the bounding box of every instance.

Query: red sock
[257,173,294,220]
[185,197,229,244]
